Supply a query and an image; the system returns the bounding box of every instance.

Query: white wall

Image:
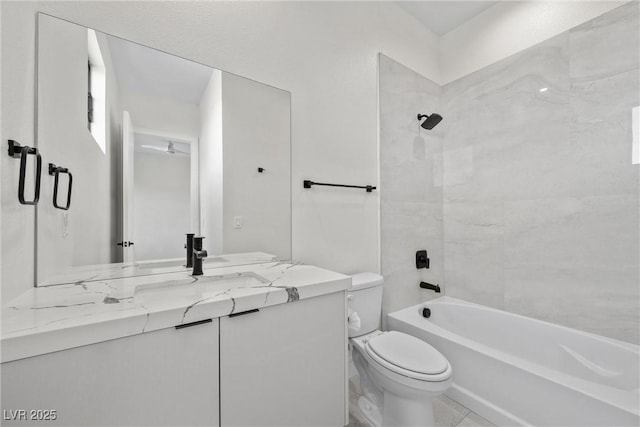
[221,72,291,259]
[198,71,291,259]
[199,69,224,255]
[35,14,121,286]
[1,1,39,301]
[1,1,439,301]
[440,1,627,84]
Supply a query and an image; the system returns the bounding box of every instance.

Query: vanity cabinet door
[1,319,219,426]
[220,291,347,427]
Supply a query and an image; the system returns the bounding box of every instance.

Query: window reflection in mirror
[87,28,106,152]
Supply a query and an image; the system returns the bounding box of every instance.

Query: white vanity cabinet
[1,319,220,426]
[220,291,348,426]
[2,291,348,426]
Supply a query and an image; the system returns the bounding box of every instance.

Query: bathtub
[387,296,640,427]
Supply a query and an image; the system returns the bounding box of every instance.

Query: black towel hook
[48,163,73,210]
[7,140,42,205]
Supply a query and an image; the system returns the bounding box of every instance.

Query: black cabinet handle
[175,318,213,330]
[48,163,73,210]
[229,308,260,318]
[8,140,42,205]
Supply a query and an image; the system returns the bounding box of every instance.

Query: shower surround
[379,54,444,321]
[380,2,639,344]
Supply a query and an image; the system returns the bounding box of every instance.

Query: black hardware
[185,233,195,268]
[303,180,376,193]
[48,163,73,210]
[420,281,441,293]
[88,92,94,125]
[422,307,431,318]
[88,62,93,128]
[8,140,42,205]
[175,318,213,330]
[116,241,135,247]
[192,236,207,276]
[416,250,430,269]
[258,167,265,173]
[229,308,260,318]
[7,140,23,158]
[417,113,443,130]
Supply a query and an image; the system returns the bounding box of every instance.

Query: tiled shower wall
[379,54,444,324]
[380,2,639,343]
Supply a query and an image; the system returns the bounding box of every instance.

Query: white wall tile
[440,2,639,344]
[379,54,444,324]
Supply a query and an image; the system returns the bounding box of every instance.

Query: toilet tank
[348,273,384,337]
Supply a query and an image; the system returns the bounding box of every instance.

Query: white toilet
[349,273,452,427]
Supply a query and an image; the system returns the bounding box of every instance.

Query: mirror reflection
[36,14,291,286]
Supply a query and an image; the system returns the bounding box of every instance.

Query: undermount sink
[204,256,228,264]
[132,272,269,303]
[136,257,228,270]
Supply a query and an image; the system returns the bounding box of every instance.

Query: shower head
[417,113,443,130]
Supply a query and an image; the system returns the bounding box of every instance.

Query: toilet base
[351,331,451,427]
[358,396,382,427]
[357,391,437,427]
[382,391,435,427]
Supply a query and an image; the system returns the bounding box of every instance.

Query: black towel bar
[303,180,376,192]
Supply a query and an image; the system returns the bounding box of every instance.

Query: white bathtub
[387,296,640,427]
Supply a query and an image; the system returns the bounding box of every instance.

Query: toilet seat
[364,331,451,382]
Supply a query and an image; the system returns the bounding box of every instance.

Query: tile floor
[347,375,495,427]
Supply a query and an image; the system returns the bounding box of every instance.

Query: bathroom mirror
[36,13,291,286]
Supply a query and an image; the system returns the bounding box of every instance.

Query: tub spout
[420,281,440,293]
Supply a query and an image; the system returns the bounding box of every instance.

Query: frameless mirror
[36,13,291,286]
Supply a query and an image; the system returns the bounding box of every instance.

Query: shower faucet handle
[416,250,430,269]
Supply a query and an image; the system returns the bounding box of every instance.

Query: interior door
[122,110,136,262]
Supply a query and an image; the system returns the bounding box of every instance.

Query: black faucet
[185,233,195,268]
[420,281,441,293]
[192,236,208,276]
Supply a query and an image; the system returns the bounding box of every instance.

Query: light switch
[234,216,242,229]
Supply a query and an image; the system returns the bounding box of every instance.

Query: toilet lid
[366,331,448,375]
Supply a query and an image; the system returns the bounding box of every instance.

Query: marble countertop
[2,256,351,363]
[38,251,279,286]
